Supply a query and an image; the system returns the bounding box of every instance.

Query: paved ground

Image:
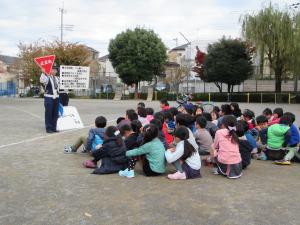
[1,98,300,225]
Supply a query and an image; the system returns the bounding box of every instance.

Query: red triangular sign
[34,55,56,75]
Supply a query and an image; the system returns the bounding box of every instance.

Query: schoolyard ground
[0,98,300,225]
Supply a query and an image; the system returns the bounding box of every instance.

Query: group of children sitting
[63,100,300,180]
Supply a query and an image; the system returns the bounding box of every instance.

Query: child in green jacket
[119,124,166,178]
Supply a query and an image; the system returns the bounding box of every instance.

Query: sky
[0,0,296,57]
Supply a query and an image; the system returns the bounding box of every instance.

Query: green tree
[203,37,253,93]
[242,4,298,92]
[18,40,92,85]
[108,28,167,98]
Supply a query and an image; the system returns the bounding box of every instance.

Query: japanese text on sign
[59,65,90,90]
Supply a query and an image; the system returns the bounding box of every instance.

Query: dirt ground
[0,98,300,225]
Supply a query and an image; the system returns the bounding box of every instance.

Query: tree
[165,64,189,95]
[242,4,298,92]
[203,37,253,93]
[18,40,92,85]
[108,28,167,98]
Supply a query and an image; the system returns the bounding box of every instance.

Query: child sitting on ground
[268,108,283,126]
[194,116,213,156]
[117,109,138,130]
[261,115,291,161]
[160,99,170,112]
[242,109,255,130]
[119,124,166,178]
[120,120,142,150]
[84,126,128,175]
[64,116,106,154]
[236,122,252,169]
[165,126,201,180]
[145,107,154,123]
[154,112,173,146]
[263,108,273,122]
[164,110,176,134]
[275,112,300,165]
[137,107,149,127]
[211,115,242,179]
[240,120,258,156]
[149,119,168,149]
[202,112,218,138]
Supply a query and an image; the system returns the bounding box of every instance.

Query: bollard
[261,93,263,104]
[155,91,157,101]
[288,93,291,104]
[275,93,277,104]
[247,93,250,103]
[208,93,211,102]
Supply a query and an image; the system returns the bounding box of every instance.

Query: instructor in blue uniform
[40,67,60,133]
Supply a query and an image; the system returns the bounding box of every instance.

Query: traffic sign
[34,55,56,75]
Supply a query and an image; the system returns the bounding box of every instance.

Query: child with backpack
[84,126,128,175]
[64,116,106,154]
[119,124,166,178]
[165,126,201,180]
[275,112,300,165]
[211,115,242,179]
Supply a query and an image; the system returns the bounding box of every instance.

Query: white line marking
[4,105,43,120]
[0,119,115,149]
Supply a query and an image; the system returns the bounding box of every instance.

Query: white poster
[60,65,89,90]
[57,106,84,131]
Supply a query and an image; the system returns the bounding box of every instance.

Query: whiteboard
[57,106,84,131]
[59,65,89,90]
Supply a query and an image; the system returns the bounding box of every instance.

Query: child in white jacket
[165,126,201,180]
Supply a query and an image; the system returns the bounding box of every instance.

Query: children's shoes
[118,168,135,178]
[167,171,186,180]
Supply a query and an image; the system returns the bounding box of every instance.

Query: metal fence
[0,81,16,97]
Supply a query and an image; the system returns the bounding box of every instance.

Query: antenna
[59,2,74,43]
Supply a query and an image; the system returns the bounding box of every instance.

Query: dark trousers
[59,93,69,106]
[44,97,59,132]
[265,149,286,161]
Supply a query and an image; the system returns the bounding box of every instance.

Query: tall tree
[203,37,253,93]
[108,28,167,98]
[242,4,297,92]
[165,64,189,95]
[18,40,92,85]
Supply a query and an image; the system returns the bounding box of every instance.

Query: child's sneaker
[274,159,291,165]
[257,152,267,161]
[212,167,219,175]
[118,168,135,178]
[83,160,97,168]
[167,171,186,180]
[64,146,75,154]
[81,146,87,153]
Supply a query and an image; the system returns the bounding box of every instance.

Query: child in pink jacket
[211,115,242,179]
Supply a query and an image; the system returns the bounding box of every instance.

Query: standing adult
[40,67,59,133]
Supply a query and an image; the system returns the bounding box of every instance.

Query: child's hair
[95,116,107,128]
[131,120,142,133]
[279,115,292,125]
[119,124,132,136]
[154,112,165,126]
[283,112,295,124]
[164,111,173,121]
[105,126,123,146]
[169,107,179,117]
[150,119,163,130]
[243,109,255,119]
[236,121,245,137]
[211,110,220,119]
[256,115,268,125]
[174,126,196,161]
[222,115,239,144]
[127,110,138,121]
[137,102,145,108]
[160,99,169,106]
[183,103,195,115]
[213,106,220,113]
[202,112,212,122]
[143,124,159,144]
[196,116,207,128]
[221,104,232,115]
[263,108,272,116]
[145,107,154,115]
[137,107,147,118]
[195,106,204,114]
[230,102,240,111]
[176,113,194,127]
[116,117,125,125]
[273,108,283,118]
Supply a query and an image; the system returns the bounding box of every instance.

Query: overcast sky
[0,0,295,57]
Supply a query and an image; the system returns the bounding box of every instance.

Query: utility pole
[59,3,73,44]
[173,38,178,47]
[179,32,192,93]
